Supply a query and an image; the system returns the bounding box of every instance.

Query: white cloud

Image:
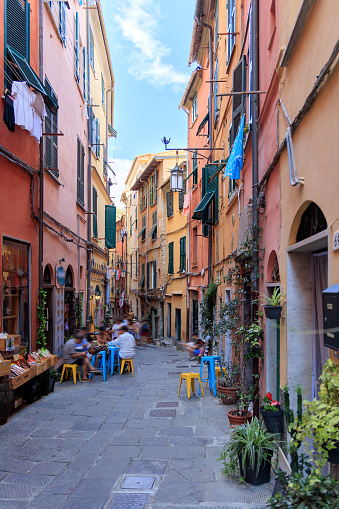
[107,158,133,210]
[115,0,190,88]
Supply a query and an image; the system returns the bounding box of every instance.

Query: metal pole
[252,0,260,419]
[86,6,92,326]
[277,319,280,401]
[38,139,44,290]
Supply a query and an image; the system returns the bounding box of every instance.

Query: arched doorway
[265,251,281,399]
[64,265,75,340]
[287,201,328,404]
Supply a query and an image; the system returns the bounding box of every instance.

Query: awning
[137,227,145,239]
[8,46,57,113]
[108,124,117,138]
[148,224,157,238]
[192,191,215,220]
[196,112,209,136]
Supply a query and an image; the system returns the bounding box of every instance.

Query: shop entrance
[64,266,75,340]
[175,308,181,343]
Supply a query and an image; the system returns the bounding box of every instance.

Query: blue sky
[100,0,196,207]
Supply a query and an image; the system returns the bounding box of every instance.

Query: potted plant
[227,390,253,427]
[217,361,240,405]
[259,287,285,319]
[219,417,279,485]
[260,392,284,433]
[49,370,61,392]
[292,359,339,471]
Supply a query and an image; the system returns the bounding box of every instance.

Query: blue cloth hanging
[223,115,245,180]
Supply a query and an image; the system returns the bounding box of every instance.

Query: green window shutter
[193,151,198,185]
[168,242,174,274]
[105,205,116,248]
[44,80,59,178]
[153,260,157,288]
[202,164,219,223]
[167,192,173,217]
[59,2,67,47]
[83,47,87,99]
[179,189,185,210]
[150,175,154,206]
[140,188,143,212]
[231,55,247,147]
[6,0,30,61]
[180,237,186,272]
[154,170,158,202]
[142,215,146,242]
[92,187,98,238]
[75,12,80,82]
[146,262,150,289]
[77,137,85,205]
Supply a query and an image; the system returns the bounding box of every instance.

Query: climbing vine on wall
[37,289,47,349]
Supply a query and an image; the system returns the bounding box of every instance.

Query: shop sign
[56,265,66,287]
[333,231,339,251]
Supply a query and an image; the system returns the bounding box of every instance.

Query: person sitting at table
[111,325,136,368]
[62,332,100,382]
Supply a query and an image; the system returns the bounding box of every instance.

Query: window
[214,58,219,124]
[77,138,85,206]
[149,175,154,206]
[192,93,198,123]
[148,261,157,289]
[231,55,246,147]
[101,73,105,110]
[180,236,186,272]
[149,211,157,240]
[74,12,80,82]
[140,186,147,211]
[192,151,198,185]
[59,2,67,47]
[92,186,98,238]
[193,227,198,263]
[135,207,138,229]
[90,105,95,145]
[168,242,174,274]
[89,26,95,71]
[167,192,173,217]
[142,215,146,242]
[140,187,143,212]
[95,118,100,158]
[83,47,88,100]
[179,189,185,210]
[227,0,236,63]
[6,0,30,62]
[44,79,59,178]
[154,170,158,203]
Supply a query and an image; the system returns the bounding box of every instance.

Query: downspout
[182,107,190,342]
[86,6,92,325]
[145,185,151,307]
[194,15,213,285]
[38,0,44,291]
[252,0,260,418]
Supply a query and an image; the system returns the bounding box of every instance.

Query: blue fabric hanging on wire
[223,115,245,180]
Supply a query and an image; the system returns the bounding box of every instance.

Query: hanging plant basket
[328,441,339,464]
[264,305,282,320]
[260,405,284,434]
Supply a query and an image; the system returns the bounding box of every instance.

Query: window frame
[192,92,198,124]
[227,0,236,63]
[92,186,98,238]
[168,241,174,274]
[179,236,186,273]
[76,137,85,206]
[44,79,59,178]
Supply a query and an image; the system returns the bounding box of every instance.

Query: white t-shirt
[112,332,136,359]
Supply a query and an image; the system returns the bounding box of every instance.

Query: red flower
[266,392,273,401]
[271,400,279,406]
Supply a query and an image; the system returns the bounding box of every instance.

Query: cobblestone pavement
[0,346,274,508]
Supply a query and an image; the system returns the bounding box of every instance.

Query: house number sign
[333,231,339,251]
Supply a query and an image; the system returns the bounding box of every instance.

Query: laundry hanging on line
[11,81,46,142]
[3,91,15,132]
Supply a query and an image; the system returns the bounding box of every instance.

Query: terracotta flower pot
[217,385,238,405]
[227,410,253,428]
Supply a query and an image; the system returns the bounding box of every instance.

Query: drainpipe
[86,6,92,325]
[195,15,213,284]
[252,0,260,418]
[38,0,43,291]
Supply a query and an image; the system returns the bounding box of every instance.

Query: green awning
[137,226,146,239]
[192,191,215,220]
[196,112,209,136]
[8,46,57,113]
[148,224,157,238]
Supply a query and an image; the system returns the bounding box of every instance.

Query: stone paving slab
[0,345,274,508]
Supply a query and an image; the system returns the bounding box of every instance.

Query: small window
[92,186,98,238]
[192,151,198,185]
[192,93,198,123]
[59,2,67,47]
[179,189,185,210]
[227,0,236,63]
[89,26,95,71]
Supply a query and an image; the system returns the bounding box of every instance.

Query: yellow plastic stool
[120,359,134,374]
[60,364,81,384]
[178,372,204,399]
[205,366,227,388]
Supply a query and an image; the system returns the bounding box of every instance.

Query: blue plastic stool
[89,350,107,381]
[108,346,120,376]
[199,355,222,396]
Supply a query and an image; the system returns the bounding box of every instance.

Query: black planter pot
[40,372,49,396]
[260,406,284,434]
[328,442,339,464]
[0,377,13,425]
[264,306,282,320]
[49,378,56,393]
[239,453,272,485]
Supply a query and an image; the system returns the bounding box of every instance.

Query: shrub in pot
[292,359,339,472]
[49,370,61,392]
[227,390,253,427]
[219,417,279,485]
[217,361,240,405]
[260,392,284,434]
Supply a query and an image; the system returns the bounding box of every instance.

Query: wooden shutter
[105,205,116,248]
[83,47,87,100]
[180,237,186,272]
[149,175,154,206]
[154,170,158,202]
[6,0,30,61]
[168,242,174,274]
[146,262,150,289]
[75,12,80,82]
[153,260,157,288]
[80,141,84,204]
[167,192,173,217]
[92,187,98,238]
[193,151,198,185]
[231,55,246,146]
[179,189,185,210]
[77,138,81,202]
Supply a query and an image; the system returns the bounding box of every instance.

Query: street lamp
[170,164,184,192]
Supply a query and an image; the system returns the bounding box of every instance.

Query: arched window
[296,203,327,243]
[65,266,74,288]
[43,265,52,285]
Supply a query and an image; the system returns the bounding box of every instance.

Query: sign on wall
[333,231,339,251]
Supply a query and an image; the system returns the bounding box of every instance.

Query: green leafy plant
[218,417,279,479]
[292,359,339,473]
[89,315,94,325]
[284,385,303,475]
[49,370,61,382]
[77,292,83,327]
[200,281,218,351]
[37,289,47,349]
[267,469,339,508]
[259,287,284,306]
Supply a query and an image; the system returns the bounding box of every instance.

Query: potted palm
[219,417,279,485]
[293,359,339,470]
[259,287,285,320]
[260,392,284,433]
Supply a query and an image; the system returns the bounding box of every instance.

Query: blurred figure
[111,325,136,367]
[186,332,205,361]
